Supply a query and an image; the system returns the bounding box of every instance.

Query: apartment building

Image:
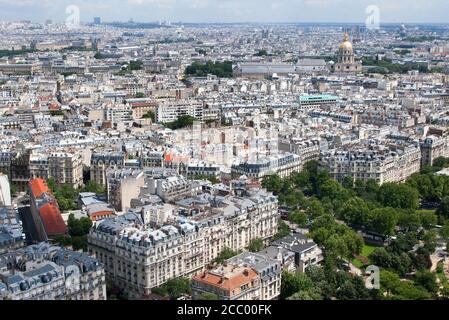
[0,207,25,255]
[192,265,261,300]
[140,150,165,168]
[320,141,422,185]
[270,233,324,273]
[106,169,145,212]
[90,151,126,186]
[48,152,83,188]
[29,178,68,242]
[156,100,204,123]
[278,138,320,165]
[0,243,106,300]
[309,110,355,124]
[178,161,221,180]
[231,153,302,181]
[356,107,416,128]
[226,252,281,300]
[0,63,42,75]
[104,105,133,123]
[420,135,449,166]
[87,189,279,298]
[146,174,201,202]
[29,151,83,188]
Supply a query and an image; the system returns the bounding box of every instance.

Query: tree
[163,115,196,130]
[282,191,305,208]
[364,179,380,202]
[197,293,219,300]
[142,110,156,122]
[80,217,93,234]
[335,280,360,300]
[280,271,315,300]
[214,248,240,264]
[255,49,268,56]
[422,231,437,253]
[342,176,354,190]
[377,183,420,210]
[367,208,398,236]
[389,232,418,254]
[184,61,233,78]
[261,175,282,194]
[324,235,349,262]
[68,214,84,237]
[193,174,219,184]
[53,235,72,247]
[94,52,103,59]
[273,219,291,241]
[319,179,345,200]
[413,247,432,271]
[10,183,17,196]
[439,224,449,240]
[151,287,168,297]
[289,211,308,227]
[338,197,369,227]
[128,60,143,71]
[433,157,449,169]
[437,196,449,219]
[247,238,264,252]
[370,248,392,267]
[380,270,431,300]
[82,180,106,195]
[134,92,145,98]
[72,235,88,251]
[305,199,325,219]
[397,211,421,232]
[340,230,363,260]
[287,287,322,300]
[163,278,191,299]
[47,178,57,192]
[414,270,438,295]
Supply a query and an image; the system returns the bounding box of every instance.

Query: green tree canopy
[247,238,264,252]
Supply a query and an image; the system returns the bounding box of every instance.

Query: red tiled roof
[89,211,115,221]
[48,103,60,110]
[193,267,258,291]
[39,203,68,236]
[29,179,50,198]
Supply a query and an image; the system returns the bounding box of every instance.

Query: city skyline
[1,0,449,24]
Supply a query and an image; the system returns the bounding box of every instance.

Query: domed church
[330,33,362,73]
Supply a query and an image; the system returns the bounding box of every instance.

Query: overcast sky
[0,0,448,24]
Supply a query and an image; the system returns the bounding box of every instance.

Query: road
[349,262,363,276]
[18,206,40,245]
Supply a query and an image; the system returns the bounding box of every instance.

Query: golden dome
[339,33,353,50]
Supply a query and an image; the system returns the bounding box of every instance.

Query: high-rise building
[93,17,102,25]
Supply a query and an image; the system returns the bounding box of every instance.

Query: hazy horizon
[0,0,449,24]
